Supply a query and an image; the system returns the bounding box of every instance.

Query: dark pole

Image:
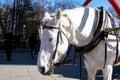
[0,0,4,34]
[12,0,16,31]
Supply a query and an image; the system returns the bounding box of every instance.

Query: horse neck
[62,7,98,46]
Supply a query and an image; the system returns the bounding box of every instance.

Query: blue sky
[0,0,120,10]
[0,0,14,5]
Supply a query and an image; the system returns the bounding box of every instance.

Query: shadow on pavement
[54,64,81,79]
[0,52,37,65]
[54,61,120,80]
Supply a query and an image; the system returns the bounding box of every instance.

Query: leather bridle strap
[52,30,61,59]
[54,53,81,66]
[44,26,61,60]
[44,26,69,63]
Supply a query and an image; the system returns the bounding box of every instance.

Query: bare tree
[33,2,44,25]
[46,0,81,12]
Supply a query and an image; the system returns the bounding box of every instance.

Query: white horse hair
[37,7,120,80]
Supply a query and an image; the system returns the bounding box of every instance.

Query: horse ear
[55,8,61,21]
[44,12,50,18]
[42,12,51,23]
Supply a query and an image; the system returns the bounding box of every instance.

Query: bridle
[43,25,69,67]
[43,21,83,69]
[42,15,82,69]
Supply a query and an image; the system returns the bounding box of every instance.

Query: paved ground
[0,49,81,80]
[0,49,120,80]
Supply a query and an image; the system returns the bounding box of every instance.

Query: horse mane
[62,14,68,17]
[61,13,79,44]
[62,14,73,28]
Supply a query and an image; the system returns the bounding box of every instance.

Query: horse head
[37,9,69,75]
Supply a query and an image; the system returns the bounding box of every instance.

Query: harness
[75,7,105,53]
[73,7,109,68]
[76,7,120,67]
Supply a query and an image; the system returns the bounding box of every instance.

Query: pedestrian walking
[28,32,38,59]
[4,31,13,61]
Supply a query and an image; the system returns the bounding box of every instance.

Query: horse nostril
[40,67,45,72]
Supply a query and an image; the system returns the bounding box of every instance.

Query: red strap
[82,0,92,7]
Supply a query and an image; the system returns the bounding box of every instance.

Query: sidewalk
[0,51,81,80]
[0,50,120,80]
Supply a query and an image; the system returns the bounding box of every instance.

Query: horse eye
[49,38,53,42]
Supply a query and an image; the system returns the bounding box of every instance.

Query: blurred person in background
[29,32,38,59]
[4,31,14,61]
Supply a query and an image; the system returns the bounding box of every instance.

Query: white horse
[37,7,120,80]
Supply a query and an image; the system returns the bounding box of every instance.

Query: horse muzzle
[38,66,54,75]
